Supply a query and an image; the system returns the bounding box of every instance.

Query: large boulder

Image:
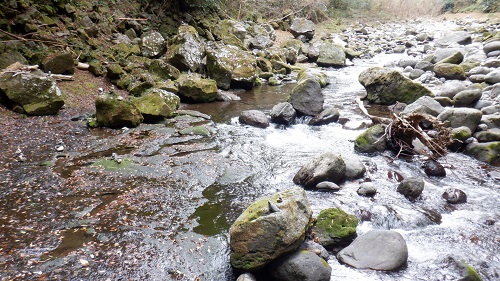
[95,92,143,128]
[130,89,179,122]
[344,157,366,180]
[359,67,433,105]
[464,142,500,165]
[437,108,482,132]
[239,110,269,128]
[230,187,312,271]
[0,50,28,69]
[206,43,257,90]
[293,153,346,188]
[167,25,205,72]
[42,52,75,74]
[354,124,387,153]
[337,229,408,271]
[288,78,324,116]
[212,19,247,44]
[269,250,331,281]
[289,18,315,41]
[297,68,328,88]
[176,73,218,103]
[316,43,346,67]
[434,31,472,47]
[140,30,166,58]
[0,71,64,115]
[311,208,358,250]
[270,102,297,125]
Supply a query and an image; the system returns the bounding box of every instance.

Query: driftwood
[356,96,391,124]
[76,62,89,70]
[48,74,74,81]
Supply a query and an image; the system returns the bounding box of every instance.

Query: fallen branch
[76,62,89,70]
[118,17,148,21]
[48,74,74,81]
[355,96,392,124]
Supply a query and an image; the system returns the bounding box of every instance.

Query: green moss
[464,263,482,281]
[91,159,134,171]
[315,208,358,239]
[354,124,387,153]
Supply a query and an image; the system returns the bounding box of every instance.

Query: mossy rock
[179,125,210,136]
[95,92,143,128]
[354,124,387,153]
[464,141,500,165]
[91,158,134,171]
[131,89,179,122]
[106,64,125,80]
[88,61,107,77]
[312,208,358,249]
[176,73,218,103]
[434,63,466,80]
[148,59,180,80]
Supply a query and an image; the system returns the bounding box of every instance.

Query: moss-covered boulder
[288,78,324,116]
[359,67,433,105]
[316,43,346,67]
[434,63,466,80]
[354,124,387,153]
[167,25,205,72]
[95,92,143,128]
[464,142,500,166]
[130,89,179,122]
[140,30,166,58]
[297,68,328,88]
[40,51,75,74]
[176,73,218,103]
[293,153,346,188]
[206,43,257,90]
[312,208,358,250]
[148,59,180,80]
[436,51,464,65]
[211,19,247,46]
[230,187,312,271]
[106,64,125,80]
[0,71,64,115]
[0,50,28,70]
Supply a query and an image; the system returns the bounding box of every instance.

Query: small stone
[397,177,424,199]
[357,182,377,197]
[442,188,467,204]
[79,259,90,267]
[315,181,340,191]
[424,160,446,177]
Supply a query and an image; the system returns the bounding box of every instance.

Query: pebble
[79,259,90,267]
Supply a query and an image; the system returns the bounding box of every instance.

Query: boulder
[311,208,358,249]
[230,187,312,271]
[308,107,340,126]
[269,250,331,281]
[130,89,179,122]
[401,96,444,117]
[436,51,464,65]
[354,124,387,153]
[359,67,433,105]
[176,73,218,103]
[95,92,143,128]
[288,78,324,116]
[434,31,472,47]
[298,240,329,261]
[42,52,75,74]
[289,18,315,40]
[475,129,500,142]
[212,19,247,44]
[0,50,28,70]
[344,157,366,180]
[481,115,500,129]
[293,153,346,188]
[433,63,466,80]
[148,59,180,80]
[415,61,434,71]
[316,43,346,67]
[484,70,500,84]
[0,71,64,115]
[248,34,273,50]
[453,85,482,107]
[397,177,425,199]
[442,188,467,204]
[437,80,468,98]
[297,68,328,87]
[206,43,257,90]
[437,108,482,132]
[337,229,408,271]
[270,102,296,126]
[464,141,500,165]
[483,40,500,54]
[432,48,466,64]
[424,160,446,177]
[167,25,205,72]
[239,110,269,128]
[357,182,377,197]
[140,31,166,58]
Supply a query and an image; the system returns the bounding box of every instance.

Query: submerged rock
[442,188,467,204]
[0,71,64,115]
[269,250,331,281]
[311,208,358,249]
[229,187,312,271]
[293,153,346,188]
[337,229,408,271]
[359,67,433,105]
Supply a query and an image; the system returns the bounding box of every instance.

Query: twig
[118,18,148,21]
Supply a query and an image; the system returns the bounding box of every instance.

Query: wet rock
[293,153,346,188]
[424,160,446,177]
[270,102,296,125]
[434,31,472,47]
[483,40,500,54]
[359,67,433,105]
[316,43,346,67]
[239,110,269,128]
[176,73,218,103]
[315,181,340,191]
[42,52,75,74]
[178,125,210,136]
[481,115,500,129]
[289,18,315,41]
[269,250,331,281]
[433,63,466,80]
[484,70,500,84]
[449,126,472,151]
[475,129,500,142]
[236,273,256,281]
[442,188,467,204]
[167,25,205,72]
[206,43,257,90]
[437,108,482,132]
[464,141,500,165]
[148,59,180,80]
[312,208,358,250]
[288,78,324,116]
[402,96,444,117]
[298,240,329,261]
[308,107,340,126]
[337,229,408,271]
[447,258,482,281]
[397,177,425,199]
[354,124,387,153]
[230,187,312,271]
[95,92,143,128]
[436,80,468,99]
[344,157,366,180]
[357,182,377,197]
[140,31,166,58]
[0,71,64,115]
[130,89,179,122]
[453,84,482,107]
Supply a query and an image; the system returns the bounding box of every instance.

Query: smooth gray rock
[481,105,500,115]
[316,43,346,67]
[357,182,377,197]
[288,78,324,116]
[485,70,500,84]
[484,41,500,54]
[270,250,331,281]
[236,273,257,281]
[453,85,482,107]
[344,157,366,180]
[239,110,269,128]
[402,96,444,117]
[434,31,472,47]
[270,102,296,125]
[308,107,340,126]
[481,115,500,129]
[315,181,341,191]
[437,108,482,132]
[293,153,346,188]
[289,18,315,40]
[397,177,425,199]
[432,48,466,63]
[415,61,434,71]
[436,80,468,98]
[337,230,408,271]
